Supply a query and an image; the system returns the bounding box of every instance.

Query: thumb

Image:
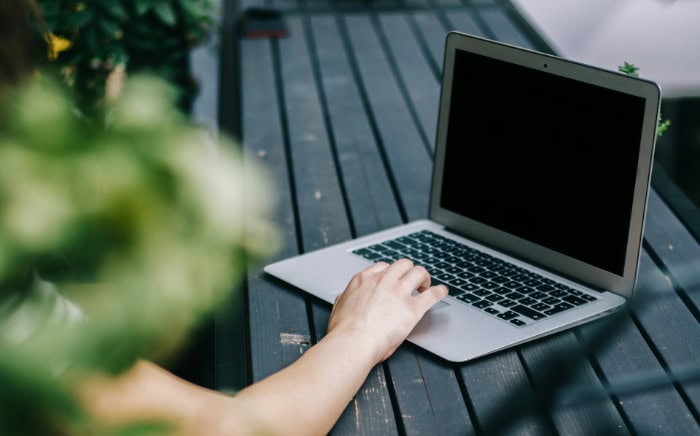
[415,284,448,314]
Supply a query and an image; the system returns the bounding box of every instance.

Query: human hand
[327,259,448,363]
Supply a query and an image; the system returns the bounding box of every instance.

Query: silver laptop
[265,32,661,362]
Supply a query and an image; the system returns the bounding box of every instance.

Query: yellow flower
[46,33,72,61]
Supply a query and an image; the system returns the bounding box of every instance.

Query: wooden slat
[630,251,700,415]
[579,306,700,434]
[644,189,700,314]
[410,11,449,75]
[519,333,629,435]
[458,351,552,435]
[241,39,313,382]
[309,14,403,237]
[443,10,486,37]
[476,9,536,49]
[378,12,441,150]
[278,17,351,252]
[343,13,433,221]
[279,16,400,434]
[310,15,474,434]
[387,347,475,435]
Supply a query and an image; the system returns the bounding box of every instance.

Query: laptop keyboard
[351,230,597,328]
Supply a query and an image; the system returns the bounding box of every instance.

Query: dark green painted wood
[309,14,403,237]
[579,309,700,434]
[279,16,400,434]
[520,333,629,435]
[240,38,314,385]
[477,9,535,49]
[410,11,449,75]
[644,189,700,315]
[344,13,433,221]
[378,13,441,150]
[459,351,553,435]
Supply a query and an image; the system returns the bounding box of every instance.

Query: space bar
[511,305,546,320]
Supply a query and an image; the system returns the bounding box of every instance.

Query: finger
[382,258,415,282]
[414,285,449,314]
[366,261,390,273]
[396,265,431,294]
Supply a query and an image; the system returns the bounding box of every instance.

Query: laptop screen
[440,49,646,276]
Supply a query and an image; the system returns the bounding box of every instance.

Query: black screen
[440,49,646,275]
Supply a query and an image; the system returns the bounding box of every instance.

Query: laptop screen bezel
[429,32,661,298]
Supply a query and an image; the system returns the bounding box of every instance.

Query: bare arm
[79,260,447,435]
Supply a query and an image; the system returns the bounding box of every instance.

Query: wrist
[320,327,385,367]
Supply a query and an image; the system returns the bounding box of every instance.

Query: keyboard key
[562,295,588,306]
[510,319,527,327]
[550,290,568,298]
[353,248,373,256]
[481,271,498,279]
[470,277,488,285]
[530,291,548,300]
[492,276,510,284]
[385,241,405,250]
[473,300,493,309]
[486,294,504,302]
[519,297,538,306]
[492,287,510,295]
[503,281,522,289]
[532,303,550,311]
[511,305,546,320]
[543,297,560,305]
[445,266,462,274]
[499,299,518,308]
[524,279,541,287]
[449,278,469,287]
[498,311,519,320]
[435,273,453,282]
[482,281,499,290]
[505,292,524,300]
[517,286,536,294]
[457,271,476,280]
[473,289,492,297]
[544,303,575,316]
[581,294,598,302]
[484,307,500,315]
[457,293,479,303]
[369,244,390,252]
[537,284,555,292]
[462,283,480,292]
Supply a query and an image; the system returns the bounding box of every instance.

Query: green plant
[38,0,212,114]
[0,76,277,434]
[618,61,671,137]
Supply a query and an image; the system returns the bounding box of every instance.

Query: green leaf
[135,0,153,16]
[102,2,128,20]
[98,19,122,39]
[618,62,639,77]
[153,2,178,27]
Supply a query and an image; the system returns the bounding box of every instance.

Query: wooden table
[215,0,700,433]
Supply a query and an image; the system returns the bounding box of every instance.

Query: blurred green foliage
[0,76,278,434]
[38,0,212,114]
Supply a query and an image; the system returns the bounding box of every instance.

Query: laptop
[265,32,661,362]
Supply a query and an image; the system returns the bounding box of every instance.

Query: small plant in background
[38,0,212,115]
[619,61,671,137]
[0,76,278,434]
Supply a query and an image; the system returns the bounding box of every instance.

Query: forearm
[229,329,380,435]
